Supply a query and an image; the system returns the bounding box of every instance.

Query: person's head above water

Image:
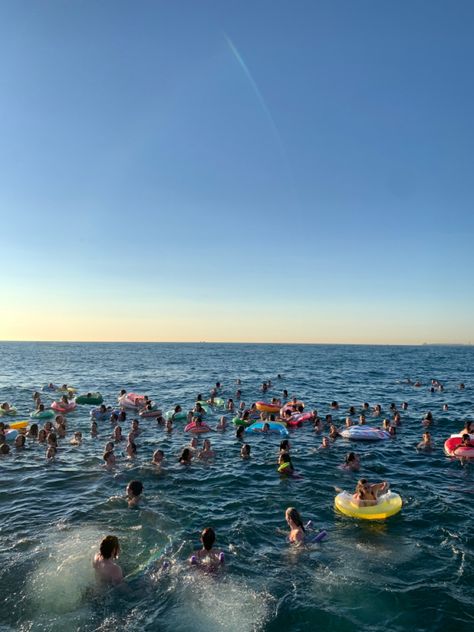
[99,535,120,559]
[127,480,143,498]
[201,527,216,551]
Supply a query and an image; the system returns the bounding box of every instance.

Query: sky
[0,0,473,344]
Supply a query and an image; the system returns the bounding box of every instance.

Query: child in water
[126,480,143,507]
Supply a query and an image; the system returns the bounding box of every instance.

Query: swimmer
[236,390,242,399]
[352,479,389,507]
[236,425,245,440]
[166,419,173,433]
[1,402,11,412]
[382,419,391,431]
[341,452,360,471]
[417,432,434,451]
[313,417,323,432]
[226,399,234,412]
[47,432,58,447]
[359,414,366,425]
[152,449,164,467]
[38,429,47,443]
[278,452,295,475]
[28,423,39,439]
[126,480,143,507]
[279,439,291,456]
[460,421,473,435]
[126,439,137,459]
[113,426,124,442]
[188,437,199,454]
[401,402,408,410]
[329,424,341,440]
[389,426,397,437]
[103,449,116,469]
[345,417,353,428]
[330,401,339,410]
[93,535,123,585]
[393,412,401,426]
[198,438,214,460]
[262,422,270,433]
[216,416,227,431]
[0,443,10,455]
[46,445,56,460]
[110,412,119,426]
[285,507,305,544]
[104,441,114,453]
[443,404,449,412]
[70,431,82,445]
[240,443,251,459]
[118,411,127,423]
[362,402,370,410]
[319,437,330,450]
[179,447,192,465]
[459,383,465,390]
[283,389,289,399]
[15,434,26,449]
[190,527,224,569]
[91,421,98,437]
[130,419,141,437]
[422,412,433,427]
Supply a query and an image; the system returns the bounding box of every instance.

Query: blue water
[0,342,473,632]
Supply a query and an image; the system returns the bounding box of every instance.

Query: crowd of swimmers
[0,375,472,586]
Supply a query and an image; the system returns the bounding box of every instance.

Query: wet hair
[461,433,471,444]
[180,447,191,462]
[29,423,39,437]
[103,450,114,462]
[127,441,137,454]
[280,452,291,464]
[241,443,251,455]
[345,452,356,463]
[99,535,119,559]
[0,443,10,455]
[16,434,26,447]
[280,439,290,451]
[236,426,245,438]
[286,507,305,531]
[201,527,216,551]
[128,480,143,497]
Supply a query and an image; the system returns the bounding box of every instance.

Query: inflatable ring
[444,436,474,458]
[245,421,289,437]
[334,491,402,520]
[256,402,281,414]
[8,420,29,430]
[76,393,103,405]
[340,426,390,441]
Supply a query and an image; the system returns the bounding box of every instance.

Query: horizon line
[0,339,472,347]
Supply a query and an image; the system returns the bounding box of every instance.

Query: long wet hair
[286,507,305,531]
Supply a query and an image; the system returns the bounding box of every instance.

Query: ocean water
[0,342,473,632]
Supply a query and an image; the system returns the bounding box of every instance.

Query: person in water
[152,449,164,467]
[190,527,224,569]
[285,507,305,544]
[93,535,123,585]
[198,438,215,460]
[240,443,251,459]
[179,447,192,465]
[417,432,434,451]
[126,480,143,507]
[352,479,389,507]
[278,452,295,475]
[103,449,116,469]
[460,421,473,435]
[341,452,360,471]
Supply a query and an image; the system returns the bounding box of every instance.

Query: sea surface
[0,342,473,632]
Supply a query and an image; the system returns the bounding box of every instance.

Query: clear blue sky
[1,0,473,343]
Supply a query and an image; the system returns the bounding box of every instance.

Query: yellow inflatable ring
[334,491,402,520]
[8,420,29,430]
